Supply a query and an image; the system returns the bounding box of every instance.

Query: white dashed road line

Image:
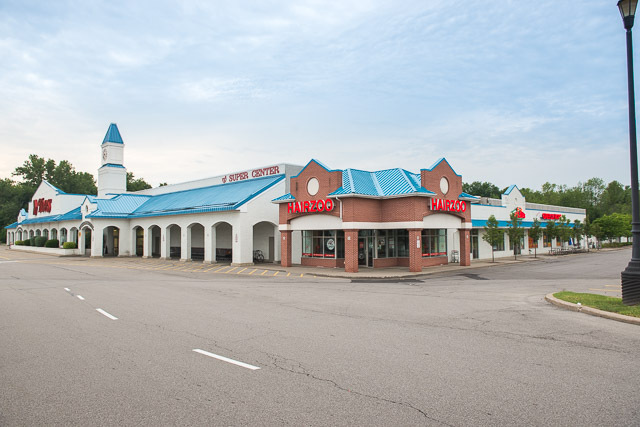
[96,308,118,320]
[64,288,70,292]
[192,349,260,370]
[77,295,85,300]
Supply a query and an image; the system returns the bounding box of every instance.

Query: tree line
[0,155,152,242]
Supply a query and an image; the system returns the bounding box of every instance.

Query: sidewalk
[263,255,543,279]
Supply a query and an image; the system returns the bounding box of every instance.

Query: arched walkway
[253,221,278,263]
[103,226,120,256]
[166,224,181,259]
[133,226,144,257]
[214,222,232,262]
[149,225,161,257]
[80,227,92,256]
[188,223,205,261]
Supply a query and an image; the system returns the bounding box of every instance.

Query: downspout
[334,196,343,220]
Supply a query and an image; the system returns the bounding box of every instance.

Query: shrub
[602,242,632,248]
[45,239,59,248]
[35,236,47,247]
[14,240,24,246]
[29,237,36,246]
[62,241,77,249]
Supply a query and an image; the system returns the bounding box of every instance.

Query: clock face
[102,148,108,161]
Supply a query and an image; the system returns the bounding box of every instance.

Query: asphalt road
[0,247,638,426]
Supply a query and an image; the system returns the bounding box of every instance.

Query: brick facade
[277,158,474,272]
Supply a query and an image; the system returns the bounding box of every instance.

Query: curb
[545,293,640,326]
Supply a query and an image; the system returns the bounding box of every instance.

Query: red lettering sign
[223,166,282,184]
[287,199,334,214]
[512,207,525,219]
[541,213,561,220]
[33,198,52,215]
[431,198,466,213]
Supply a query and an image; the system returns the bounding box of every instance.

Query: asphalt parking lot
[0,247,638,426]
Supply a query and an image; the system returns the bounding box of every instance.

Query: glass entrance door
[358,236,374,267]
[471,230,479,259]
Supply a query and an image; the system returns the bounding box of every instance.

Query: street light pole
[619,0,640,305]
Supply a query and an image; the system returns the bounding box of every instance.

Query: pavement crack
[265,353,451,425]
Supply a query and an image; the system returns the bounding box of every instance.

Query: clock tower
[97,123,127,197]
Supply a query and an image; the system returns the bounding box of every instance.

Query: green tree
[556,215,573,248]
[545,219,558,248]
[13,154,97,195]
[572,219,585,247]
[482,215,503,262]
[528,218,542,258]
[126,172,152,192]
[462,181,502,198]
[507,211,524,260]
[593,213,632,242]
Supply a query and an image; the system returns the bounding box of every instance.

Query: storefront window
[543,232,552,248]
[376,230,387,258]
[397,230,409,257]
[302,230,344,258]
[421,229,447,257]
[494,233,505,251]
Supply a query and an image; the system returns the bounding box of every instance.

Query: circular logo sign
[326,238,335,251]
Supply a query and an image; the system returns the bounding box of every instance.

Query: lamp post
[619,0,640,305]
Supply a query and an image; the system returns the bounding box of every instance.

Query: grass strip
[554,291,640,318]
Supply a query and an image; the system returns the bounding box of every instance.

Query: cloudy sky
[0,1,634,190]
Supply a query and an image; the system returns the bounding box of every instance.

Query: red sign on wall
[288,199,334,214]
[222,166,281,183]
[33,198,52,215]
[541,213,561,220]
[431,198,467,212]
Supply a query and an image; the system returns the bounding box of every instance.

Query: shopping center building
[5,124,586,272]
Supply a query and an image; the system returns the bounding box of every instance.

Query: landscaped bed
[554,291,640,318]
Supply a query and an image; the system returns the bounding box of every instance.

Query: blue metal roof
[504,185,519,195]
[87,195,151,218]
[9,205,83,227]
[57,207,82,221]
[329,168,435,198]
[4,222,18,229]
[99,163,125,169]
[103,123,124,144]
[272,193,294,203]
[459,192,480,200]
[88,175,284,219]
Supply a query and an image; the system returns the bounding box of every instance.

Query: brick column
[459,228,471,266]
[344,229,359,273]
[280,230,292,267]
[408,229,423,273]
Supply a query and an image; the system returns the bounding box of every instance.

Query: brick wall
[280,230,292,267]
[344,229,359,273]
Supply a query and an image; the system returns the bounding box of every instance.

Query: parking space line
[260,270,267,276]
[192,349,260,370]
[249,269,257,275]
